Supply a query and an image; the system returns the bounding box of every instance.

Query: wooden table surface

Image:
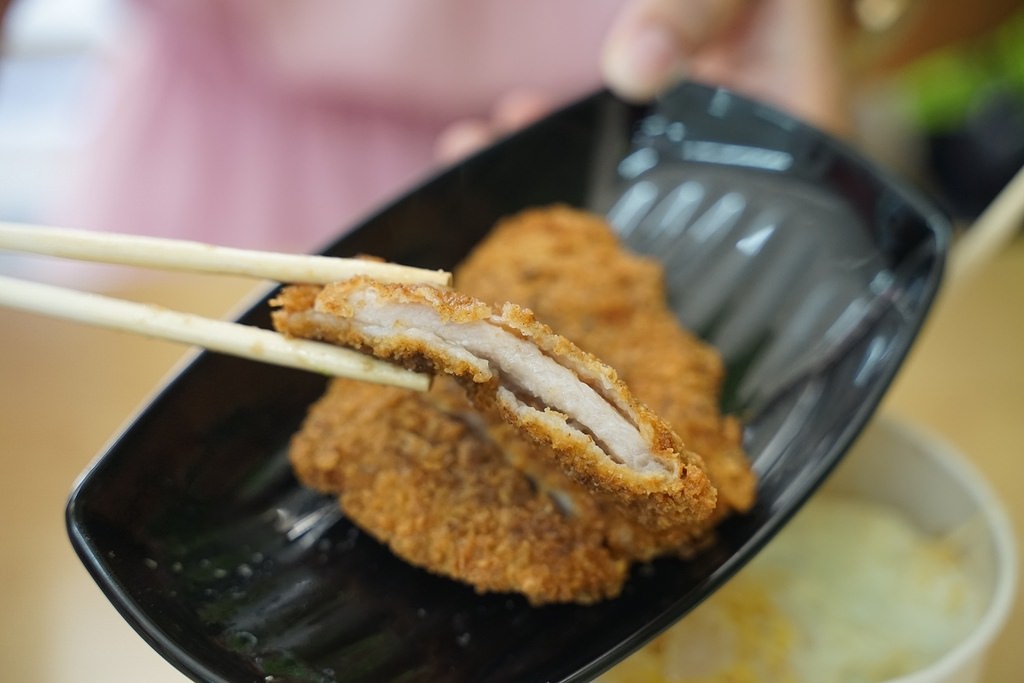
[1,239,1021,681]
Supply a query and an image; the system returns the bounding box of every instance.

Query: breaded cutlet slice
[272,277,717,530]
[454,205,756,515]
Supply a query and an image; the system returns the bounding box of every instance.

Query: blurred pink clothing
[62,0,625,253]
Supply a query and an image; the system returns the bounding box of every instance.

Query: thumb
[602,0,748,102]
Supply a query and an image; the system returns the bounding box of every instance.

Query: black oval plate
[67,83,949,683]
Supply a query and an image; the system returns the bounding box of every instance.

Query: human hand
[601,0,853,135]
[436,0,853,165]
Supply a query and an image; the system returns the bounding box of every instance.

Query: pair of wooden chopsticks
[0,223,452,391]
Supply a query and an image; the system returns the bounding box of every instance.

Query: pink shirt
[61,0,626,253]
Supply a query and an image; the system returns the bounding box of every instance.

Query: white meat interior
[346,293,671,475]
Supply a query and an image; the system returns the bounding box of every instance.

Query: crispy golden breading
[290,378,633,604]
[272,277,716,530]
[455,206,755,516]
[277,205,756,604]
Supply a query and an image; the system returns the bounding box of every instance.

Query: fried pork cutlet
[288,375,719,605]
[272,277,716,530]
[275,205,756,604]
[455,206,756,516]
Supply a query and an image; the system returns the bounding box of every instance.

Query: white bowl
[600,415,1017,683]
[822,416,1017,683]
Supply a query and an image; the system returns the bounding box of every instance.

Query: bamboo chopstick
[0,222,452,287]
[0,223,447,390]
[0,275,431,390]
